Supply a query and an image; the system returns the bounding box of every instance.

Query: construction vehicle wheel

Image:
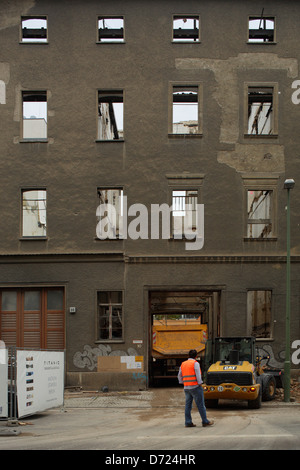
[248,389,262,409]
[262,374,276,401]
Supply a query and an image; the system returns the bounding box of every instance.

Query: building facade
[0,0,300,390]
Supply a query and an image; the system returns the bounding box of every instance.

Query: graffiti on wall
[257,344,284,368]
[73,344,139,371]
[258,341,300,367]
[73,341,300,373]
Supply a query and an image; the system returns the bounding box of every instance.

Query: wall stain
[176,53,298,173]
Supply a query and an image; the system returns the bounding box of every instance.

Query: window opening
[247,290,271,338]
[98,17,124,42]
[21,17,47,43]
[172,190,198,237]
[97,188,124,239]
[22,189,47,237]
[98,90,123,140]
[22,91,47,140]
[173,16,200,42]
[172,86,199,134]
[248,87,273,135]
[98,291,123,340]
[247,190,272,238]
[248,13,275,43]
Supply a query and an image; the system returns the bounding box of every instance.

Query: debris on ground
[275,378,300,402]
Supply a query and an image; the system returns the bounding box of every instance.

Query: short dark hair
[188,349,197,358]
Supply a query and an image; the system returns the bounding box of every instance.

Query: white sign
[0,349,8,418]
[17,350,64,418]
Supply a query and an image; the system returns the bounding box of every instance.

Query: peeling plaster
[0,63,10,104]
[0,0,35,30]
[13,84,22,121]
[218,143,285,173]
[0,81,5,104]
[176,53,298,173]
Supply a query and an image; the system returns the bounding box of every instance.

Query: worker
[178,349,214,428]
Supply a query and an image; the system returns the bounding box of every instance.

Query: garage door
[0,287,65,350]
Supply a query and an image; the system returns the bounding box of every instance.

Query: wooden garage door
[0,287,65,350]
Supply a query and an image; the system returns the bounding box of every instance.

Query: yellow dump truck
[203,337,283,409]
[151,317,207,383]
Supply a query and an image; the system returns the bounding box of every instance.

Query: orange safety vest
[180,359,199,386]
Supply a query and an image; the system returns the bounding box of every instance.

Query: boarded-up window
[0,288,65,350]
[247,290,271,338]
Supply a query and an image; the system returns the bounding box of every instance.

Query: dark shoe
[202,420,214,427]
[185,423,196,427]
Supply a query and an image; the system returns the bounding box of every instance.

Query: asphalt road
[0,388,299,453]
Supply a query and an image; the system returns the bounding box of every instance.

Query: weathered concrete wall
[0,0,300,388]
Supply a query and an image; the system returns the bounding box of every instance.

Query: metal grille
[207,371,253,386]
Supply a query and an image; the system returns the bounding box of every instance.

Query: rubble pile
[275,378,300,402]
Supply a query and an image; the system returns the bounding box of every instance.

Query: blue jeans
[184,386,209,425]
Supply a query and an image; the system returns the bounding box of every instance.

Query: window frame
[247,289,273,340]
[20,16,48,44]
[0,287,65,349]
[96,290,124,342]
[168,82,203,137]
[172,15,201,43]
[244,82,278,138]
[21,188,47,239]
[96,16,125,43]
[242,175,278,241]
[247,15,276,44]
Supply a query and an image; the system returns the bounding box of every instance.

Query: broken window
[98,16,124,42]
[172,190,198,237]
[247,290,271,338]
[247,190,273,238]
[22,190,47,237]
[21,16,48,43]
[98,291,123,340]
[96,188,124,239]
[173,15,200,42]
[172,86,199,134]
[248,15,275,43]
[247,87,273,135]
[22,91,47,140]
[98,90,123,140]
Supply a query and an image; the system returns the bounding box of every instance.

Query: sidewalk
[63,388,184,409]
[62,388,300,409]
[0,388,299,450]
